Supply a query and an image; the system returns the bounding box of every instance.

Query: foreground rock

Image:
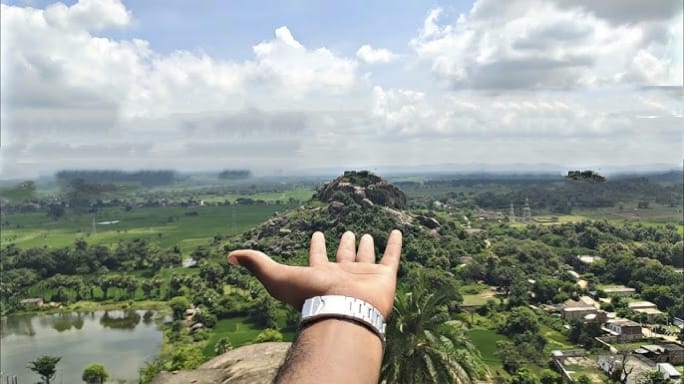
[151,342,290,384]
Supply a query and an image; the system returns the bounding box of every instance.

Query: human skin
[227,229,403,384]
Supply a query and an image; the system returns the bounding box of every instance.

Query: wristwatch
[301,295,386,345]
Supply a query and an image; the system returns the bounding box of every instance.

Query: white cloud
[356,44,396,64]
[0,0,681,178]
[411,0,683,89]
[43,0,131,30]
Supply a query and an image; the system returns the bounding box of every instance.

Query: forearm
[274,318,383,384]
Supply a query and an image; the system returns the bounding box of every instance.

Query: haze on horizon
[1,0,682,179]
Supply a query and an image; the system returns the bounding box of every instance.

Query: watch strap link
[301,295,386,344]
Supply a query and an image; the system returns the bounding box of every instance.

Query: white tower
[522,198,532,222]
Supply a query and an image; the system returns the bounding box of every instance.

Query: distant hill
[565,170,606,183]
[233,170,468,265]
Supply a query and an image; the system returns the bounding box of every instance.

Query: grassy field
[539,324,574,353]
[198,187,314,204]
[1,204,294,253]
[468,328,510,366]
[201,316,295,358]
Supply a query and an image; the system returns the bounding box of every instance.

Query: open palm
[227,230,402,318]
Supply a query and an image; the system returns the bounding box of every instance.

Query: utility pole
[509,202,515,222]
[522,197,532,222]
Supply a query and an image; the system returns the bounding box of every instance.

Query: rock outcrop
[315,170,408,210]
[151,342,290,384]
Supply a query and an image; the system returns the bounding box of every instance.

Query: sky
[1,0,682,178]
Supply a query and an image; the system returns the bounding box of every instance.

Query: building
[604,318,643,341]
[656,363,681,381]
[577,255,602,265]
[627,301,664,322]
[633,308,664,322]
[628,301,657,310]
[603,286,636,297]
[563,306,598,321]
[19,298,44,307]
[598,355,658,384]
[655,342,684,365]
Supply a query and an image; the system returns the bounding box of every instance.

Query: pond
[1,310,163,383]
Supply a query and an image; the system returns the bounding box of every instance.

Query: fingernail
[227,254,239,265]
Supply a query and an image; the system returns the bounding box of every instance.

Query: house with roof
[19,298,44,308]
[656,363,681,381]
[604,318,643,341]
[602,286,636,297]
[645,342,684,365]
[627,301,664,322]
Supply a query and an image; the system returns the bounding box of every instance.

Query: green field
[468,328,510,366]
[1,204,295,253]
[202,316,295,358]
[198,187,314,204]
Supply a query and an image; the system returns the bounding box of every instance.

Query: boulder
[152,342,290,384]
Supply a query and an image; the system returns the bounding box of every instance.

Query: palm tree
[381,287,481,383]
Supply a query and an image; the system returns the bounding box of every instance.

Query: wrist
[301,295,386,347]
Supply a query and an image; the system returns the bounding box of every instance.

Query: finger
[379,229,402,271]
[227,249,286,284]
[309,231,328,266]
[335,231,356,263]
[228,250,306,305]
[356,233,375,263]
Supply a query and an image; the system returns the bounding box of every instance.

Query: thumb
[227,249,282,285]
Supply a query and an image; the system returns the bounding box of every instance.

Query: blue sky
[1,0,682,178]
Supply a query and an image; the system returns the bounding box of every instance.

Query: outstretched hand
[227,230,402,318]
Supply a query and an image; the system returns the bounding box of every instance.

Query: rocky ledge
[151,342,290,384]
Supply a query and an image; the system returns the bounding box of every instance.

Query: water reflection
[1,310,163,384]
[0,314,35,337]
[99,310,141,330]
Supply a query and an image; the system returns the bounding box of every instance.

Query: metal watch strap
[300,295,386,345]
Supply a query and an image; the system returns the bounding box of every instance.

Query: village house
[598,354,655,384]
[656,363,682,381]
[627,301,664,322]
[602,286,636,297]
[636,343,684,365]
[604,318,643,341]
[563,306,598,321]
[19,298,44,308]
[628,301,658,310]
[577,255,602,265]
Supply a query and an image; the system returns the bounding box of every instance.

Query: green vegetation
[1,204,293,252]
[27,355,61,384]
[3,170,682,383]
[82,363,109,384]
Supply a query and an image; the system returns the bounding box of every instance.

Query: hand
[227,230,402,318]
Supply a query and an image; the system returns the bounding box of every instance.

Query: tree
[199,260,224,290]
[169,296,190,321]
[509,368,539,384]
[496,340,524,374]
[637,370,669,384]
[501,307,539,336]
[255,328,284,343]
[381,288,482,383]
[82,363,109,384]
[27,355,61,384]
[539,369,562,384]
[214,337,233,355]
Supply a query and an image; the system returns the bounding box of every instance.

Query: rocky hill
[237,170,456,261]
[315,170,408,209]
[152,171,474,383]
[151,342,290,384]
